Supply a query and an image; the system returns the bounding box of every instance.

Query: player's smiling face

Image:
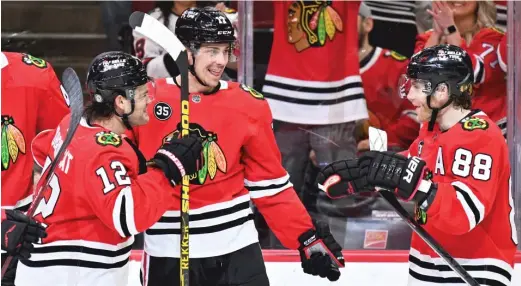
[194,43,230,87]
[128,84,153,126]
[407,80,451,122]
[407,79,433,122]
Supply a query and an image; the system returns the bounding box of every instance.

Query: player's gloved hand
[315,159,373,199]
[298,221,345,281]
[1,209,47,260]
[152,136,203,186]
[358,151,436,205]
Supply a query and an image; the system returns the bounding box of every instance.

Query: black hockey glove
[358,151,436,205]
[1,210,47,260]
[152,136,203,186]
[298,221,345,281]
[315,159,373,199]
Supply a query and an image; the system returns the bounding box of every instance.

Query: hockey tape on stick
[368,128,479,286]
[129,11,191,286]
[129,11,186,62]
[1,67,84,278]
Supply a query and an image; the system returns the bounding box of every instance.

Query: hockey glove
[1,210,47,260]
[358,151,436,206]
[315,159,373,199]
[152,136,203,186]
[298,221,345,281]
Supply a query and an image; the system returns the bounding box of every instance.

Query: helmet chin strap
[189,54,209,87]
[425,87,454,131]
[115,98,135,131]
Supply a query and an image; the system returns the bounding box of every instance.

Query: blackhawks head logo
[287,1,343,52]
[163,123,227,185]
[1,115,26,171]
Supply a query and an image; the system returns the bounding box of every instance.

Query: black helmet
[407,44,474,99]
[404,45,474,130]
[85,51,149,130]
[175,7,235,48]
[86,51,148,103]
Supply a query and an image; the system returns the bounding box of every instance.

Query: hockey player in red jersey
[131,7,344,286]
[415,0,506,136]
[1,51,69,285]
[316,45,517,286]
[1,52,70,211]
[15,52,203,286]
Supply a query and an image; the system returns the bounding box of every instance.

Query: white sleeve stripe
[112,187,138,238]
[455,191,477,230]
[113,189,126,238]
[473,55,485,84]
[122,186,138,236]
[244,174,290,187]
[452,181,485,230]
[249,183,293,199]
[497,45,507,73]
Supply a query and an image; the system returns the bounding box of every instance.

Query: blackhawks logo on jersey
[163,123,227,185]
[22,54,47,69]
[287,1,343,52]
[95,131,122,147]
[461,117,488,131]
[1,115,26,171]
[240,84,264,100]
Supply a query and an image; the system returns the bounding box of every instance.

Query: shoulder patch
[461,117,489,131]
[224,7,237,14]
[95,131,122,147]
[22,54,47,69]
[386,50,408,62]
[489,26,505,35]
[239,84,264,100]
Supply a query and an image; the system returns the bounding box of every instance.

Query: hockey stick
[368,127,479,286]
[1,67,84,278]
[129,11,191,286]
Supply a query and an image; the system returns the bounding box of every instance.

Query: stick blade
[129,11,185,61]
[368,127,388,152]
[61,67,84,121]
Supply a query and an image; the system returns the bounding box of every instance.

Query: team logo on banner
[287,1,343,52]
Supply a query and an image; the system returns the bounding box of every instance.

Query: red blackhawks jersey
[15,115,174,286]
[405,110,517,286]
[262,1,368,125]
[415,28,507,136]
[360,47,419,149]
[1,52,69,210]
[132,78,314,259]
[497,34,507,73]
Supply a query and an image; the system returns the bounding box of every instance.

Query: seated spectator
[416,0,506,137]
[364,1,433,57]
[355,3,419,152]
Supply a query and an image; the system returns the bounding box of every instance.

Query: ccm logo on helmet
[403,157,421,183]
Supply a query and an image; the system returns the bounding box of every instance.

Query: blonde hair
[462,0,497,44]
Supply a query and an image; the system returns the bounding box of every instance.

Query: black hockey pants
[140,242,270,286]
